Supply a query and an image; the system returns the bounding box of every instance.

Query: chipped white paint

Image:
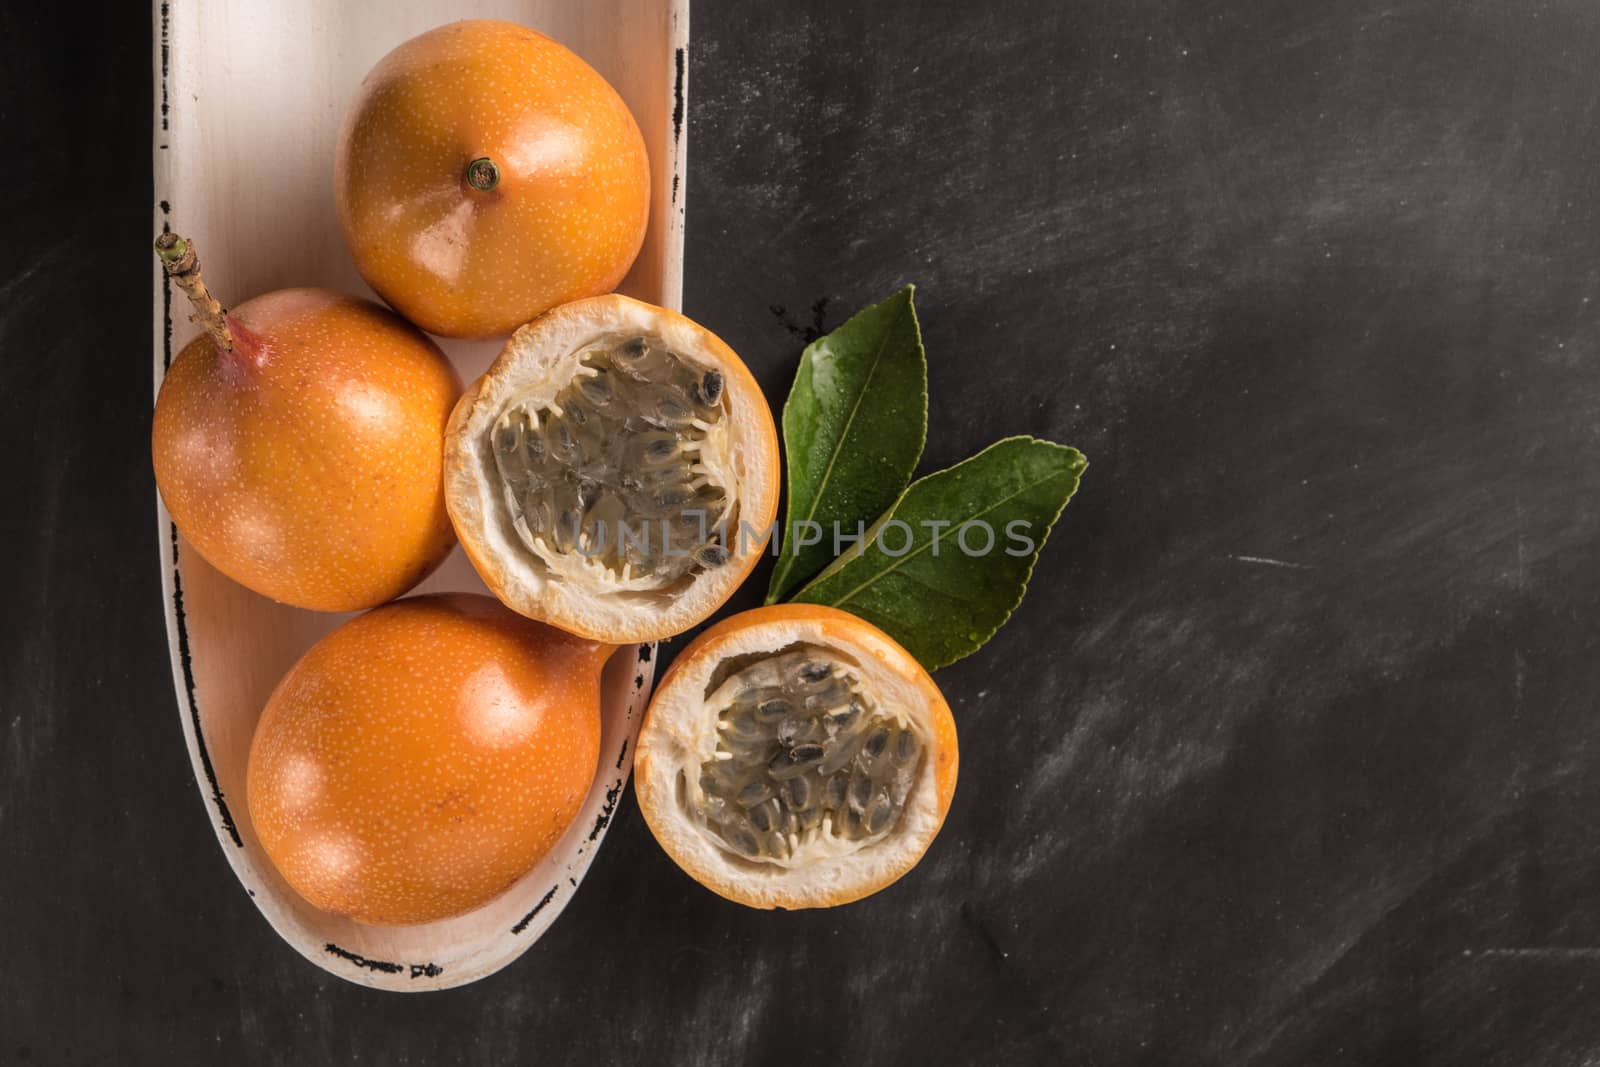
[151,0,687,991]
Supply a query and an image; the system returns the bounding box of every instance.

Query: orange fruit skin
[246,594,611,926]
[152,288,461,613]
[334,19,651,339]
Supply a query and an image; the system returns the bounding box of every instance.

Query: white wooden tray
[151,0,687,991]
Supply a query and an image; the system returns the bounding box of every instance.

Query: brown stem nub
[466,157,500,192]
[155,232,233,351]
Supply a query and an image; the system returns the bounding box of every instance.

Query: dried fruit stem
[154,232,233,351]
[466,157,501,192]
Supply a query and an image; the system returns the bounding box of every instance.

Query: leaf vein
[792,301,907,534]
[822,467,1076,609]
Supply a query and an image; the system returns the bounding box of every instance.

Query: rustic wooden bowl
[149,0,688,991]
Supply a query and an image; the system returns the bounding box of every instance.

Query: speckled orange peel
[444,294,781,644]
[335,19,651,340]
[152,232,461,612]
[247,594,613,927]
[634,604,959,909]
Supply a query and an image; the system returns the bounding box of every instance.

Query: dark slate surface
[5,1,1600,1063]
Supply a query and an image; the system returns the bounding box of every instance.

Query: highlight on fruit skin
[334,18,651,339]
[443,294,780,644]
[634,604,959,909]
[246,594,612,927]
[152,232,461,612]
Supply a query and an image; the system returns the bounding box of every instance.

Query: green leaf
[765,287,928,604]
[791,437,1087,671]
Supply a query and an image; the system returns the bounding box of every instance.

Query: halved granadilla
[445,295,779,643]
[635,604,959,908]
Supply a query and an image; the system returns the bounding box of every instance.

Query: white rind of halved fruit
[636,604,959,909]
[445,295,780,643]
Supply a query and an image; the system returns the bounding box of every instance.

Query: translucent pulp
[490,336,734,587]
[694,647,925,865]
